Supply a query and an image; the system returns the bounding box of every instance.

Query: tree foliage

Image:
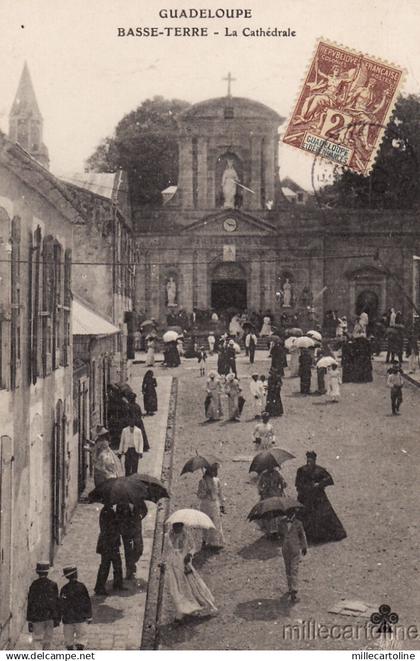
[86,96,190,206]
[318,94,420,209]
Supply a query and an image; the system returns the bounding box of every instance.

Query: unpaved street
[158,358,420,650]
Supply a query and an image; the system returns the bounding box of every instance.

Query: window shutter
[10,217,21,389]
[62,249,72,367]
[32,226,42,384]
[42,237,54,376]
[27,231,33,385]
[52,241,62,369]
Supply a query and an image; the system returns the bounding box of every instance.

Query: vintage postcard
[0,0,420,656]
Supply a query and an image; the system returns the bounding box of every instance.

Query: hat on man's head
[306,450,317,460]
[96,426,109,439]
[36,561,50,573]
[63,565,77,578]
[261,411,270,419]
[251,372,259,377]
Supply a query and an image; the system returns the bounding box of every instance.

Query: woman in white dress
[260,316,272,337]
[205,372,222,420]
[288,345,300,377]
[162,523,218,622]
[197,464,225,549]
[145,336,156,366]
[225,373,241,421]
[327,364,342,402]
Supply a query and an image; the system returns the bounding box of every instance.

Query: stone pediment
[180,210,277,236]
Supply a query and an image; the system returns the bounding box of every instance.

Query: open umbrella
[181,455,222,475]
[140,319,155,328]
[307,330,322,342]
[247,496,302,521]
[249,449,295,474]
[137,473,169,502]
[286,327,303,337]
[166,509,215,529]
[163,330,179,343]
[167,325,183,334]
[285,336,297,350]
[316,356,338,369]
[88,475,148,506]
[295,336,316,349]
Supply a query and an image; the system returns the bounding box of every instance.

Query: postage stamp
[282,39,405,175]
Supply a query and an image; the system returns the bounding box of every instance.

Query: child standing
[327,364,341,402]
[59,566,92,650]
[197,346,207,376]
[26,561,60,650]
[253,411,275,450]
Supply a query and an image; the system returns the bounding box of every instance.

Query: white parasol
[163,330,179,343]
[295,336,316,349]
[165,508,215,529]
[307,330,322,342]
[316,356,338,369]
[285,336,298,350]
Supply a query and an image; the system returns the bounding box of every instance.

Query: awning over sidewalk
[72,298,120,336]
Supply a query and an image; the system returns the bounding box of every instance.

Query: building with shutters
[0,132,81,648]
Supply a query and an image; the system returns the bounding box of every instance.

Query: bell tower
[9,63,50,169]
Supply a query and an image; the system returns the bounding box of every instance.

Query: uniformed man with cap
[26,561,60,649]
[59,566,92,650]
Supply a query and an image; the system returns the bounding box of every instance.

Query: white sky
[1,0,420,189]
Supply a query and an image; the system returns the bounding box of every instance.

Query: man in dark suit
[94,504,125,595]
[27,561,60,649]
[279,510,308,603]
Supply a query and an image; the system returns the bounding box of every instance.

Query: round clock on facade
[223,218,237,232]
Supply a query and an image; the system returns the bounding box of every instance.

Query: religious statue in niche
[222,158,239,209]
[281,277,293,308]
[166,276,177,307]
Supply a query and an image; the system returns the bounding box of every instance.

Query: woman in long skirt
[256,466,287,538]
[205,372,222,421]
[197,464,225,549]
[326,364,341,402]
[295,451,346,544]
[145,337,156,366]
[225,373,241,421]
[265,370,284,416]
[162,522,218,622]
[142,369,158,415]
[289,346,300,377]
[299,349,312,394]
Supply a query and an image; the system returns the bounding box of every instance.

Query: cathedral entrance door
[211,262,248,312]
[211,279,247,312]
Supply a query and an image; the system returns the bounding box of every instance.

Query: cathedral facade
[134,94,420,326]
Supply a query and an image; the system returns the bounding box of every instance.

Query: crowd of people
[27,302,418,646]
